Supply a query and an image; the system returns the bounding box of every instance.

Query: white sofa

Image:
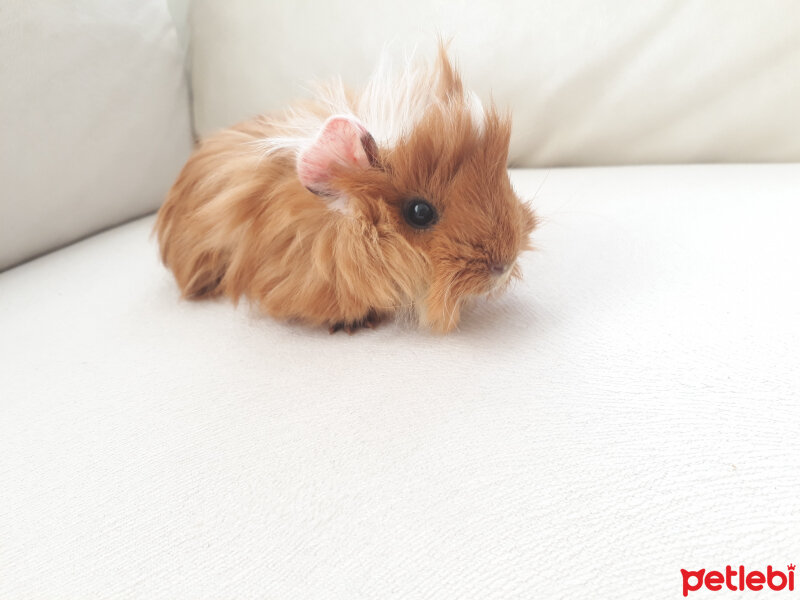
[2,2,799,598]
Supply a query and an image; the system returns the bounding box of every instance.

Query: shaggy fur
[155,46,537,333]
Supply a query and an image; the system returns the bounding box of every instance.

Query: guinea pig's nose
[490,262,510,275]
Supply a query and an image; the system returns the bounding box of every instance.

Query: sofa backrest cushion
[0,0,193,271]
[190,0,800,167]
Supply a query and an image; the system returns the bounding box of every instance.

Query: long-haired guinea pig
[155,45,537,333]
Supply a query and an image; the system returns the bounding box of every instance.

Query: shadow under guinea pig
[454,292,546,339]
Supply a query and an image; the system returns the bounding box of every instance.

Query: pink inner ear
[297,115,375,194]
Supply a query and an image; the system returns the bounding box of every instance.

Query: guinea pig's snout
[489,262,511,276]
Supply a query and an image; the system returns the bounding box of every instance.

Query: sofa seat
[2,164,799,598]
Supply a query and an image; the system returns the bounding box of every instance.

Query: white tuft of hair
[250,48,484,161]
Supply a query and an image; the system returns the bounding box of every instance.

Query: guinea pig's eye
[403,198,438,229]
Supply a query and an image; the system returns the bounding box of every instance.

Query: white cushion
[1,165,799,598]
[191,0,800,167]
[0,0,194,271]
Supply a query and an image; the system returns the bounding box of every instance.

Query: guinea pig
[155,45,537,333]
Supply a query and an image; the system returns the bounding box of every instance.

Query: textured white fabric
[190,0,800,167]
[1,165,799,598]
[0,0,194,271]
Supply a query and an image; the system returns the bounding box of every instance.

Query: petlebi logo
[681,564,795,596]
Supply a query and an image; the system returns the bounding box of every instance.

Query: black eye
[403,198,438,229]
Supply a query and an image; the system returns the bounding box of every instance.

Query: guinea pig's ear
[297,115,379,196]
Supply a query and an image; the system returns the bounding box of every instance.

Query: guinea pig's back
[154,115,327,301]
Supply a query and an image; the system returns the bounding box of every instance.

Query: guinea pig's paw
[328,309,383,335]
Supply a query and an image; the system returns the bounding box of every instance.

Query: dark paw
[328,310,382,335]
